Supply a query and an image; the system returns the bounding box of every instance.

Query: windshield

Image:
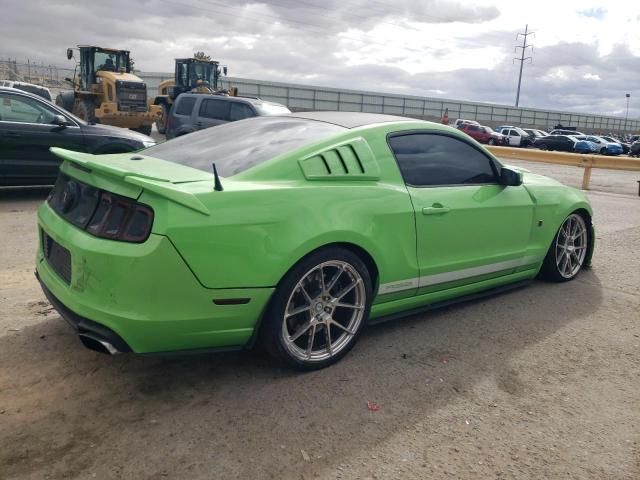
[483,126,494,133]
[189,63,215,87]
[142,116,346,177]
[255,103,291,115]
[95,50,129,73]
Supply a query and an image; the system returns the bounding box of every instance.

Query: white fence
[127,72,640,134]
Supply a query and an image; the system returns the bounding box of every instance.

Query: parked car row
[454,118,638,156]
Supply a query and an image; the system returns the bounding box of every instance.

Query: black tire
[55,91,75,113]
[261,247,373,370]
[600,147,607,155]
[133,125,152,136]
[75,99,96,123]
[156,104,169,134]
[488,138,496,145]
[539,212,591,282]
[538,143,548,151]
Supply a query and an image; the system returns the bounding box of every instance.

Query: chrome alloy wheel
[281,261,366,362]
[555,214,588,279]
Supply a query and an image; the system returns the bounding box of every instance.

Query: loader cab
[172,58,224,99]
[75,46,131,90]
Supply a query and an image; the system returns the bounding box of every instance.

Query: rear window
[142,116,346,177]
[175,97,196,116]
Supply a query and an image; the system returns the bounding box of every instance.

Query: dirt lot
[1,163,639,480]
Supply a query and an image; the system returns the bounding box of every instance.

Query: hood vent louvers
[298,137,380,181]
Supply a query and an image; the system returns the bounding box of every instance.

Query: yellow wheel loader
[56,46,161,135]
[152,57,235,134]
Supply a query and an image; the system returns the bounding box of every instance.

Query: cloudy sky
[2,0,639,117]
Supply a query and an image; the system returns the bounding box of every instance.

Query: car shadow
[0,271,603,479]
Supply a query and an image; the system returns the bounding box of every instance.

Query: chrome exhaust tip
[79,333,121,355]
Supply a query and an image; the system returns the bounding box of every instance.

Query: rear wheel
[261,248,372,370]
[600,147,607,155]
[540,213,590,282]
[156,104,169,134]
[538,143,548,151]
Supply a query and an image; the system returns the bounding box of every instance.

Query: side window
[388,133,498,187]
[199,98,231,121]
[510,130,520,137]
[175,97,196,116]
[229,102,255,121]
[0,93,56,124]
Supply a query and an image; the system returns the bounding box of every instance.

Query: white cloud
[1,0,639,117]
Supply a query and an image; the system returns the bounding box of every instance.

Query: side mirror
[52,115,68,127]
[223,66,228,76]
[500,167,522,186]
[66,48,74,60]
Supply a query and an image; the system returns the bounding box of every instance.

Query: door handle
[422,204,450,215]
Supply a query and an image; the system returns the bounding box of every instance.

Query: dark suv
[166,94,290,139]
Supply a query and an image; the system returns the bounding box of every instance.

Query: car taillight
[85,192,154,243]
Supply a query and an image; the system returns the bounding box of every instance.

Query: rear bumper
[36,202,274,354]
[37,273,132,353]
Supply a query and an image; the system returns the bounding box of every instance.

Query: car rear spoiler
[50,147,210,215]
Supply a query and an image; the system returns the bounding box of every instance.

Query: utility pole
[624,93,630,133]
[514,24,534,107]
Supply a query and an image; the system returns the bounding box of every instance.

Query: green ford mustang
[36,112,594,369]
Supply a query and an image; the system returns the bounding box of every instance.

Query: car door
[505,129,522,146]
[0,91,86,185]
[196,98,231,130]
[541,135,557,150]
[387,132,535,295]
[556,136,575,152]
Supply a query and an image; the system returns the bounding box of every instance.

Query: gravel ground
[0,164,639,480]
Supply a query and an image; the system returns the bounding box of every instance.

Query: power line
[513,24,533,107]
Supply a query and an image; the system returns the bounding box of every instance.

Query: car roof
[0,85,37,95]
[177,93,286,108]
[286,111,414,129]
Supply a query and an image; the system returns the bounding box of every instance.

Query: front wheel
[75,99,96,123]
[488,138,496,145]
[132,125,152,136]
[540,213,590,282]
[261,248,372,370]
[538,143,548,151]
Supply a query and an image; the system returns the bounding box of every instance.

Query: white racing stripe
[378,255,543,295]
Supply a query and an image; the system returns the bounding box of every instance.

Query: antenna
[513,24,534,107]
[212,163,223,191]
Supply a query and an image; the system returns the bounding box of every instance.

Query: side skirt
[368,278,533,326]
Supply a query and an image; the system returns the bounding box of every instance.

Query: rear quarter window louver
[298,137,380,181]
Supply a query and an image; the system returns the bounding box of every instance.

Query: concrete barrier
[486,146,640,190]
